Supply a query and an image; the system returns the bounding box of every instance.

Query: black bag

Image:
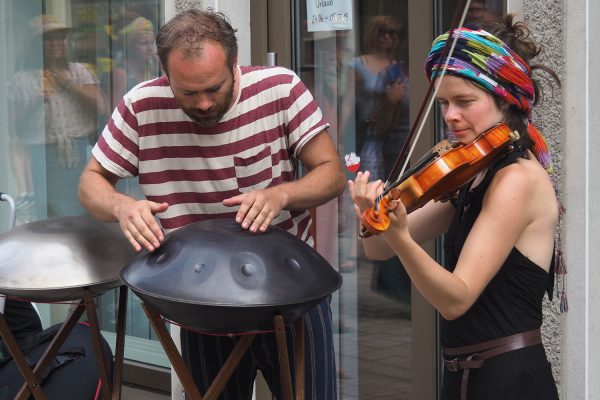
[0,322,113,400]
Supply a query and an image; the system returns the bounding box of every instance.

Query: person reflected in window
[96,13,158,338]
[340,15,412,309]
[341,15,409,182]
[7,15,107,219]
[466,0,502,25]
[109,13,160,203]
[111,14,158,109]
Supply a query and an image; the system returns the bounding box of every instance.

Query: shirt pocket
[233,145,274,193]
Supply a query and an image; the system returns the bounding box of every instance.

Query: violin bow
[376,0,472,207]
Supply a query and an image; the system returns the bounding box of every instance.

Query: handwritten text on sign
[307,0,353,32]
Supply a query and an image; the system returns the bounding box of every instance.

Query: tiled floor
[358,262,412,399]
[336,254,413,400]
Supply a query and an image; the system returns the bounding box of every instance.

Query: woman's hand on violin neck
[348,171,384,215]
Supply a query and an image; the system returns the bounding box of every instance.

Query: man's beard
[183,99,228,127]
[182,74,235,128]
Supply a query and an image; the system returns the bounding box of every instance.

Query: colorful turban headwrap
[424,28,552,171]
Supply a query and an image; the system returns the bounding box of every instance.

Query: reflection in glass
[295,1,412,398]
[7,14,107,221]
[80,3,162,345]
[0,0,164,368]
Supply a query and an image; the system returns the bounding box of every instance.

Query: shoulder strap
[37,346,86,383]
[492,147,529,171]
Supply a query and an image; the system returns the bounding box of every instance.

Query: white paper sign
[306,0,353,32]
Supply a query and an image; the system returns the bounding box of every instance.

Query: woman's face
[437,75,505,143]
[375,25,400,52]
[131,32,155,59]
[43,31,68,60]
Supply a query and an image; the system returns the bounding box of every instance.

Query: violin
[361,123,520,236]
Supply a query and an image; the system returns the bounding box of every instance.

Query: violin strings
[378,0,472,206]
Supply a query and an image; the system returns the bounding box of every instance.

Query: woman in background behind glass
[7,15,107,219]
[341,15,409,182]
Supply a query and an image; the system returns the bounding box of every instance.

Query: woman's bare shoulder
[487,156,558,222]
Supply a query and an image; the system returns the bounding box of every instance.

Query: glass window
[439,0,504,30]
[295,1,412,398]
[293,0,505,398]
[0,0,166,367]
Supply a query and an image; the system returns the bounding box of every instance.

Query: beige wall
[520,0,600,398]
[515,0,566,391]
[561,0,600,398]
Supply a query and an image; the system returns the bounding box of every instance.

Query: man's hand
[116,200,169,252]
[222,186,288,233]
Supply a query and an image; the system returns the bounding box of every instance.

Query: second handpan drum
[121,219,342,334]
[0,216,137,302]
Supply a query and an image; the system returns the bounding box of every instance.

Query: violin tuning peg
[509,130,520,141]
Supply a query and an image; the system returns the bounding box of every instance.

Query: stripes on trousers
[180,297,337,400]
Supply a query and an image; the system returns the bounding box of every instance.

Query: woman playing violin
[350,15,559,399]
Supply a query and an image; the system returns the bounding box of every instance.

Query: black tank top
[442,149,555,348]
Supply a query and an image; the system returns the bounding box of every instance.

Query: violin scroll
[360,123,518,237]
[360,188,401,236]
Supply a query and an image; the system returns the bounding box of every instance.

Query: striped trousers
[181,297,337,400]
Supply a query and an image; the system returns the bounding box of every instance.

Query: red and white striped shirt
[93,65,329,243]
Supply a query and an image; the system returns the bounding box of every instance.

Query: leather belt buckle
[445,358,460,372]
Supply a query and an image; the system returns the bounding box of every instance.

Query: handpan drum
[0,216,137,302]
[121,219,343,334]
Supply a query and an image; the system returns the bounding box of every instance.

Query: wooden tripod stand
[0,286,128,400]
[142,303,306,400]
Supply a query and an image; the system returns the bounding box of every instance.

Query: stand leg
[84,289,113,400]
[15,300,86,400]
[294,318,305,400]
[274,315,293,400]
[203,334,256,400]
[141,303,204,400]
[112,286,128,400]
[0,313,47,400]
[137,306,305,400]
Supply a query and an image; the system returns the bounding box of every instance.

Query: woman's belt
[442,329,542,400]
